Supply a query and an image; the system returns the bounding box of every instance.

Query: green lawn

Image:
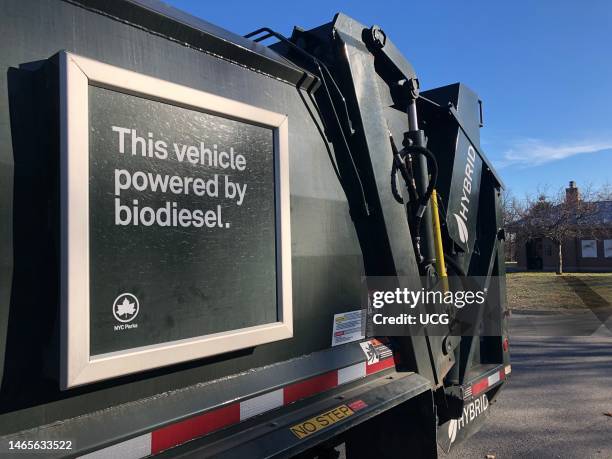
[576,273,612,302]
[506,272,612,311]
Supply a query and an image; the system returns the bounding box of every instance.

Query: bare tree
[511,184,601,274]
[501,189,522,262]
[595,181,611,201]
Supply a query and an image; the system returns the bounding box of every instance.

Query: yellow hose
[431,189,448,284]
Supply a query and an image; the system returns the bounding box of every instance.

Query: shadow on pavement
[445,336,612,458]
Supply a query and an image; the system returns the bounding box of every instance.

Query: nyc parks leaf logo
[112,293,140,323]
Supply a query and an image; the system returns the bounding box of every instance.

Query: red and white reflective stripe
[79,341,397,458]
[364,356,396,375]
[338,362,366,385]
[80,433,152,459]
[487,371,500,386]
[240,389,284,420]
[469,369,506,398]
[151,404,239,455]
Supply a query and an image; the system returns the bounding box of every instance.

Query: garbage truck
[0,0,510,457]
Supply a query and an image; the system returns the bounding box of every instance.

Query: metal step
[158,370,431,458]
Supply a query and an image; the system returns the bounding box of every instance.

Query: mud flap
[437,392,491,453]
[344,390,437,459]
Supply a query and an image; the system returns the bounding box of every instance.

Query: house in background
[515,182,612,272]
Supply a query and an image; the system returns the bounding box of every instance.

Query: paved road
[447,332,612,458]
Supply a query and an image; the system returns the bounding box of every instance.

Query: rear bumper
[157,370,431,458]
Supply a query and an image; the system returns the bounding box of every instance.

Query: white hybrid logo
[447,394,489,444]
[453,145,476,244]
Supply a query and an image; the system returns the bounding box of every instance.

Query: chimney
[566,180,580,203]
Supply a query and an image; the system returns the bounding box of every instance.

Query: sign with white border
[60,51,292,388]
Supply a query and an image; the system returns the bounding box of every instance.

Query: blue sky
[167,0,612,198]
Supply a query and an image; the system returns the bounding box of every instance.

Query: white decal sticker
[332,310,364,347]
[359,339,393,365]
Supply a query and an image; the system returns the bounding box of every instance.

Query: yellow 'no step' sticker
[289,405,355,439]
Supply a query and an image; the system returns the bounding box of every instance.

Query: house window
[605,240,612,258]
[581,240,597,258]
[544,244,552,256]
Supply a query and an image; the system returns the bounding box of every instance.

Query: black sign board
[60,52,292,388]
